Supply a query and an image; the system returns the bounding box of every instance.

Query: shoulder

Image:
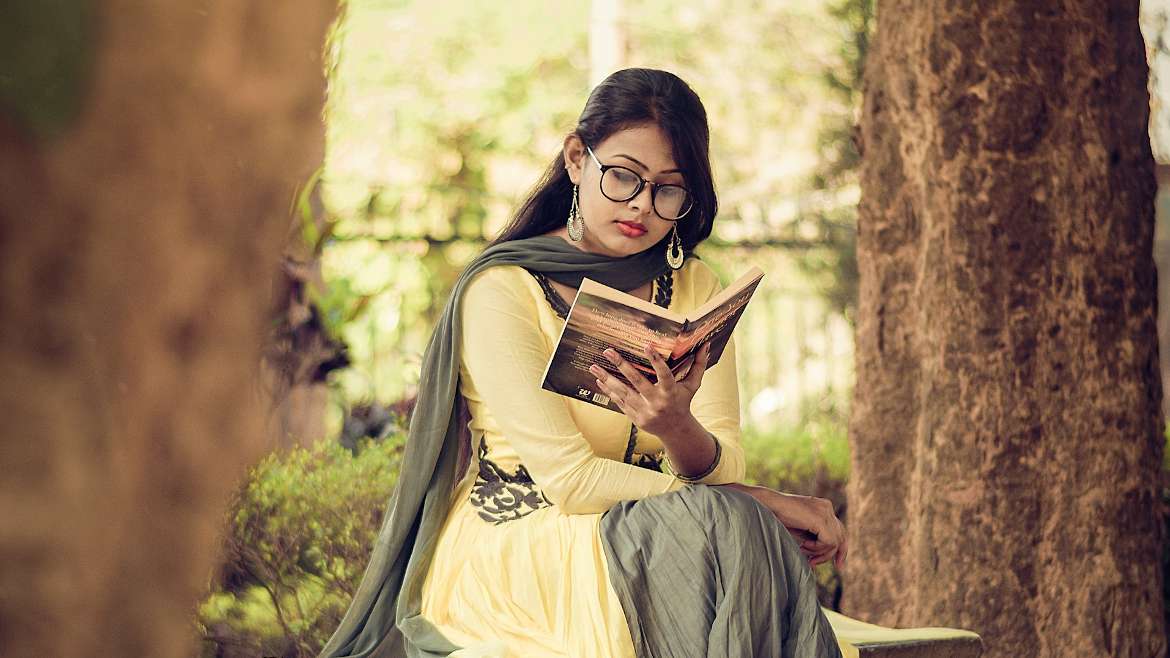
[676,256,724,300]
[462,264,542,306]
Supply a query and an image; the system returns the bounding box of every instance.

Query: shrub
[196,436,402,658]
[742,418,849,497]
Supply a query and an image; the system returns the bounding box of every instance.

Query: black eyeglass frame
[584,144,695,221]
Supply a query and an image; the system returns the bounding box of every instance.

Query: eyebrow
[612,153,684,176]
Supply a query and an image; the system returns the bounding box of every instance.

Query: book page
[577,277,687,323]
[687,266,765,320]
[675,273,764,369]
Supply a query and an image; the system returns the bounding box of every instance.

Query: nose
[627,183,654,217]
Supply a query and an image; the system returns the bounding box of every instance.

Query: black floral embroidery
[469,436,554,525]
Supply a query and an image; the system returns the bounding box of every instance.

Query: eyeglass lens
[600,167,693,220]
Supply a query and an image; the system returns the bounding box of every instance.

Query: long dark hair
[488,68,717,257]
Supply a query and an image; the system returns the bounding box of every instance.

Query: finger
[595,376,635,415]
[811,548,836,568]
[788,527,818,543]
[814,545,837,561]
[602,348,656,399]
[799,533,823,546]
[680,342,713,391]
[643,343,677,391]
[590,366,641,412]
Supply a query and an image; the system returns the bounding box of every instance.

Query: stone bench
[824,608,983,657]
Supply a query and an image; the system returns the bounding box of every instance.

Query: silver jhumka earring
[567,184,584,242]
[666,224,684,270]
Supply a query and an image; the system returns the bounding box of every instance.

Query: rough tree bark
[0,2,338,656]
[845,2,1166,657]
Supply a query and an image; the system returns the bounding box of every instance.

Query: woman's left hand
[588,342,712,437]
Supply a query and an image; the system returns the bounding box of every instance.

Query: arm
[661,333,746,484]
[458,266,685,515]
[661,263,746,485]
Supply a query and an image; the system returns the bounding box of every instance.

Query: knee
[692,484,771,539]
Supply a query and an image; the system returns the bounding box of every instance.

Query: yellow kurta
[418,257,749,657]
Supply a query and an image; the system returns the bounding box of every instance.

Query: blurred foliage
[317,0,870,428]
[795,0,873,326]
[742,400,851,496]
[196,437,403,657]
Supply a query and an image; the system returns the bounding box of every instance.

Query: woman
[319,67,849,658]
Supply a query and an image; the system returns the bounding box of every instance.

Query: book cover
[540,266,765,413]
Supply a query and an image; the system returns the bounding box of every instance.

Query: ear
[562,133,586,185]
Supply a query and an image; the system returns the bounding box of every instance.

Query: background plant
[196,437,403,658]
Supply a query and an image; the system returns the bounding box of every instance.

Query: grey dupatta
[317,235,672,658]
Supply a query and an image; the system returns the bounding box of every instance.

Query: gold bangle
[674,432,722,483]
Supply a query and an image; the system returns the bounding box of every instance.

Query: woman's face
[560,123,685,258]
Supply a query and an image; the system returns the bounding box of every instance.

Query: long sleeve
[663,260,747,485]
[458,266,685,515]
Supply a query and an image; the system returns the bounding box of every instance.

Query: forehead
[594,125,681,174]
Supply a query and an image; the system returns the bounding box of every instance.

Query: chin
[598,222,662,257]
[599,235,650,258]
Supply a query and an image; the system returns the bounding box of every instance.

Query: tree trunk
[261,179,350,452]
[845,2,1166,657]
[0,2,338,657]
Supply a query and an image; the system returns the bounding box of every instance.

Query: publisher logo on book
[577,387,611,406]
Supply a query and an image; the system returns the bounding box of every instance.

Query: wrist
[657,413,705,448]
[749,487,804,526]
[658,414,721,481]
[674,431,721,482]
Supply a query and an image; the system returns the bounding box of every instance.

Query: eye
[611,168,640,184]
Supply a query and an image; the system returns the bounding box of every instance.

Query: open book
[540,266,765,413]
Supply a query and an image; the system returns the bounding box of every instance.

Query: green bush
[197,436,402,658]
[742,418,850,495]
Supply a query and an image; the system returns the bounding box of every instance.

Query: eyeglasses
[585,145,695,221]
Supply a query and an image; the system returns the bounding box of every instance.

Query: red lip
[616,220,647,235]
